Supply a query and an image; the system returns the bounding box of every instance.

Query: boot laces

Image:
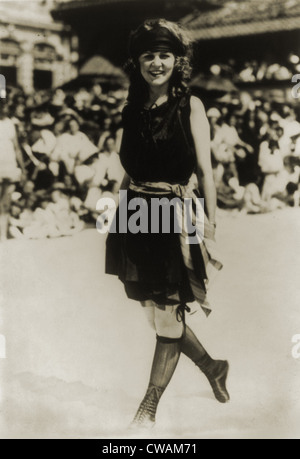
[132,384,163,424]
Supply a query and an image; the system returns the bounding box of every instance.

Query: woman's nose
[152,55,162,67]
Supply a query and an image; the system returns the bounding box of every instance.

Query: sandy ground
[0,207,300,439]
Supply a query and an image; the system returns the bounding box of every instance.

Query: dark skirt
[105,189,195,306]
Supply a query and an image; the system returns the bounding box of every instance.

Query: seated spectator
[52,117,98,176]
[90,83,106,107]
[279,106,300,140]
[222,113,254,153]
[211,112,254,180]
[272,156,300,207]
[31,125,56,158]
[241,183,262,214]
[8,200,26,239]
[240,108,262,151]
[74,87,92,111]
[98,136,123,188]
[51,89,66,108]
[8,192,38,238]
[68,117,99,163]
[217,170,244,209]
[84,136,124,213]
[9,188,84,239]
[258,128,285,202]
[30,157,56,191]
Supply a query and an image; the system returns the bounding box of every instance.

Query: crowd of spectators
[1,83,126,240]
[209,53,300,83]
[1,79,300,241]
[208,96,300,213]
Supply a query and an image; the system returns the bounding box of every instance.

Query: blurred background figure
[0,101,26,241]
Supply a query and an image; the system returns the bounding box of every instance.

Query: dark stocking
[181,325,230,403]
[131,335,182,427]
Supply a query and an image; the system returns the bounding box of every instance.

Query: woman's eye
[141,53,172,61]
[142,54,154,60]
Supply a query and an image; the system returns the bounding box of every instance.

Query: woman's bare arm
[190,95,216,227]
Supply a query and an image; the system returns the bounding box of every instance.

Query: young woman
[105,19,230,428]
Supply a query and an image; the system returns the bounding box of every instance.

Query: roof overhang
[190,16,300,40]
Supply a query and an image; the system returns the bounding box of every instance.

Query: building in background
[51,0,217,66]
[52,0,300,104]
[183,0,300,103]
[0,0,78,94]
[1,0,299,103]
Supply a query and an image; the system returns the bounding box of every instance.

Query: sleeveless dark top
[105,94,199,306]
[119,94,196,184]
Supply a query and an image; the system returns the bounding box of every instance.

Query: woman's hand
[205,220,216,240]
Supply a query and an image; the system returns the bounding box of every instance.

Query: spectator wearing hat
[83,136,124,213]
[52,117,98,177]
[258,127,285,203]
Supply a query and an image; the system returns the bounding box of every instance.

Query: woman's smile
[149,70,164,77]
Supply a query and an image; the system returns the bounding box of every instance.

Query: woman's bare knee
[141,301,155,330]
[154,306,183,339]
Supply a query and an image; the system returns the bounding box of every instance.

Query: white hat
[31,113,55,127]
[74,165,95,185]
[270,112,281,122]
[286,121,300,138]
[207,107,221,118]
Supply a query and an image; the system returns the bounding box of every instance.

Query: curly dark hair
[124,19,194,107]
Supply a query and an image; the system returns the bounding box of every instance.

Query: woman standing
[105,19,230,428]
[0,101,26,241]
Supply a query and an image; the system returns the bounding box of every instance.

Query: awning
[183,0,300,41]
[79,55,127,80]
[189,16,300,40]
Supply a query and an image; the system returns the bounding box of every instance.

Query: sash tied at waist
[128,179,223,317]
[129,180,194,199]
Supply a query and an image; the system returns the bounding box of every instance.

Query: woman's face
[11,204,22,218]
[15,104,25,118]
[54,120,67,136]
[104,138,116,153]
[103,118,111,130]
[0,103,9,119]
[138,51,175,89]
[69,119,80,135]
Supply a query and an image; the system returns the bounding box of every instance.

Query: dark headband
[129,26,186,59]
